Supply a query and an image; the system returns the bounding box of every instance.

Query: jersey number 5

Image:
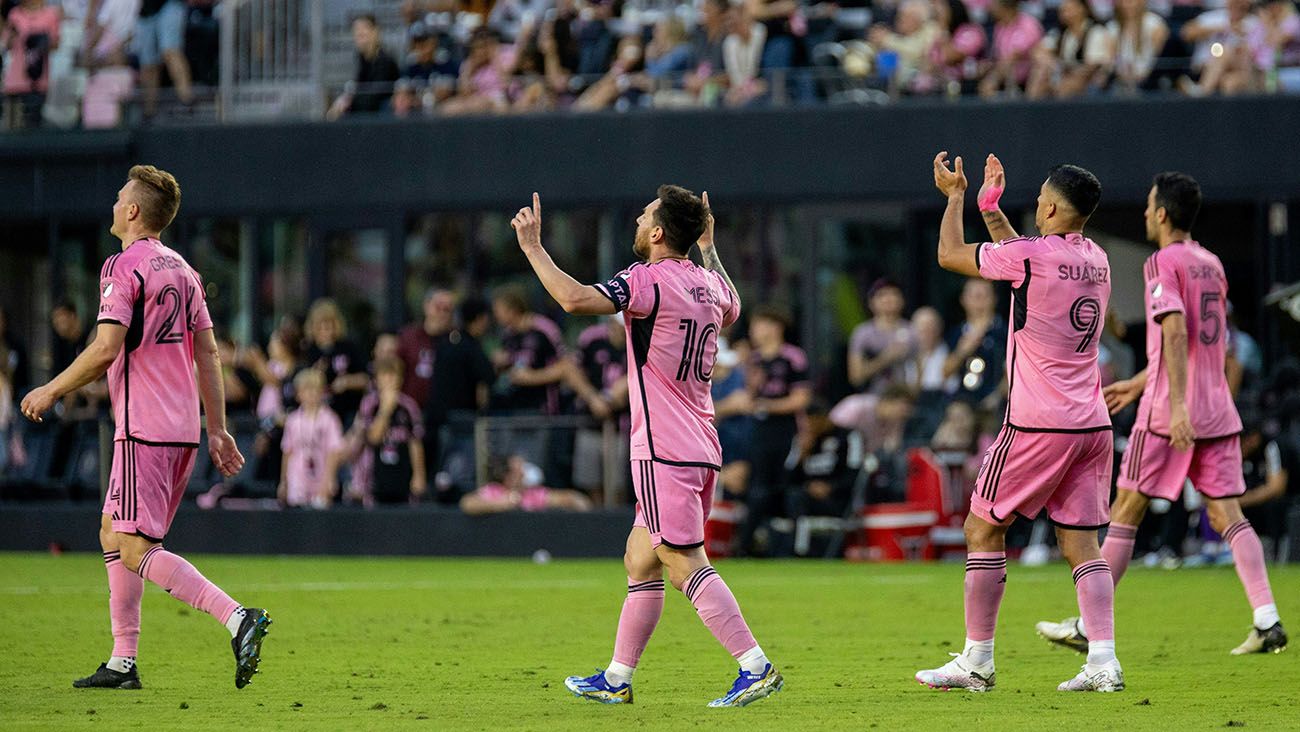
[676,318,718,382]
[1068,296,1102,353]
[1199,292,1223,345]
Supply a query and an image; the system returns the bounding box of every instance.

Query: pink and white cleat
[915,654,996,692]
[1057,660,1124,692]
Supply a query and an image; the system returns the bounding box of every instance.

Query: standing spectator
[490,287,566,415]
[2,0,61,129]
[135,0,191,118]
[1027,0,1115,99]
[438,27,520,115]
[303,298,369,423]
[564,314,629,499]
[914,0,986,95]
[573,0,620,78]
[350,358,427,506]
[427,297,495,500]
[737,305,812,556]
[978,0,1044,98]
[1181,0,1260,96]
[80,0,139,129]
[746,0,801,72]
[723,0,768,106]
[847,278,915,395]
[868,0,942,91]
[327,13,402,119]
[687,0,731,102]
[904,305,954,395]
[712,336,755,502]
[279,369,345,509]
[943,278,1007,408]
[397,288,455,411]
[783,399,863,554]
[50,299,84,375]
[1106,0,1168,93]
[1237,420,1298,550]
[404,21,458,83]
[1248,0,1300,92]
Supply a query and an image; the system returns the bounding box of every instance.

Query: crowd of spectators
[1,0,218,130]
[329,0,1300,118]
[3,271,1297,560]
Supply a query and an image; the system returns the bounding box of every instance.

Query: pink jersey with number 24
[97,237,213,446]
[1135,241,1241,439]
[594,259,740,469]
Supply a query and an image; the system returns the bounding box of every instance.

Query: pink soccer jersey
[281,406,345,506]
[976,233,1111,431]
[1134,241,1242,439]
[97,237,212,445]
[594,259,740,468]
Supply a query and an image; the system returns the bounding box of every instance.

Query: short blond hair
[293,368,325,392]
[128,164,182,232]
[305,298,347,339]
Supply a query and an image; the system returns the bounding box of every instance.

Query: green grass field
[0,553,1295,731]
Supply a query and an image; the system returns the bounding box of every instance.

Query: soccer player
[20,165,271,690]
[916,153,1123,692]
[510,187,782,707]
[1036,172,1288,655]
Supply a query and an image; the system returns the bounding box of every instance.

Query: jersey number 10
[676,318,718,383]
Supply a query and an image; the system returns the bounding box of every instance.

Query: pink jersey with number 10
[1136,240,1241,440]
[594,258,740,469]
[97,237,213,446]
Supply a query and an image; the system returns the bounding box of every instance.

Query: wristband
[978,185,1004,213]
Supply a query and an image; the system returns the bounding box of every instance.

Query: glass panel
[258,218,309,339]
[187,218,246,337]
[325,228,387,348]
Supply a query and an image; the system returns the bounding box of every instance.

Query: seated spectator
[943,278,1007,409]
[327,14,402,119]
[490,287,566,415]
[1106,0,1169,93]
[80,0,138,129]
[1181,0,1260,96]
[279,370,345,509]
[439,27,520,115]
[460,455,594,515]
[829,384,915,503]
[847,278,915,395]
[913,0,986,95]
[2,0,62,129]
[904,305,954,395]
[1027,0,1115,99]
[404,20,459,84]
[574,0,620,78]
[348,358,427,506]
[930,398,979,456]
[723,0,769,106]
[712,336,755,500]
[392,77,426,118]
[1249,0,1300,92]
[746,0,801,73]
[978,0,1044,98]
[1238,418,1298,549]
[867,0,942,91]
[303,298,369,423]
[574,33,645,110]
[784,399,863,534]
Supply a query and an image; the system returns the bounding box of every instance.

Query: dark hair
[880,383,916,404]
[1152,171,1201,232]
[751,304,792,331]
[868,277,902,300]
[53,298,77,315]
[459,297,490,325]
[704,0,730,12]
[353,13,378,27]
[653,184,709,255]
[492,286,530,315]
[946,0,971,31]
[1046,164,1102,219]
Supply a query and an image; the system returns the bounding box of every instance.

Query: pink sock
[611,578,665,668]
[136,546,240,625]
[1223,520,1275,610]
[683,566,758,659]
[1101,523,1137,587]
[105,551,143,658]
[1072,559,1114,642]
[963,552,1006,642]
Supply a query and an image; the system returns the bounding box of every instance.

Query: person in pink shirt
[1038,172,1287,657]
[2,0,61,128]
[978,0,1044,98]
[510,186,782,707]
[917,152,1123,693]
[279,369,344,508]
[20,165,270,691]
[914,0,987,95]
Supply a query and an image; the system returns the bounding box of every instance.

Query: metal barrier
[218,0,325,122]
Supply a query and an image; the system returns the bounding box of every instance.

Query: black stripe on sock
[684,566,718,602]
[1222,520,1250,544]
[137,545,162,577]
[1072,561,1110,584]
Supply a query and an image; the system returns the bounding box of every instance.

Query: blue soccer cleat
[564,669,633,704]
[707,664,784,707]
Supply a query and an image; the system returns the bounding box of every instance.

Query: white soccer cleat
[1057,660,1124,692]
[1036,616,1088,654]
[915,653,995,692]
[1230,623,1288,656]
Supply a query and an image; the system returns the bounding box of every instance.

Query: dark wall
[1,96,1297,221]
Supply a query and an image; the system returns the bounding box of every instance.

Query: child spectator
[352,358,427,506]
[279,370,345,509]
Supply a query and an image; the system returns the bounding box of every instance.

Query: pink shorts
[103,440,198,541]
[631,460,716,549]
[1117,430,1244,501]
[971,427,1112,530]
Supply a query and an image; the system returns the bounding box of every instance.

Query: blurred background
[0,0,1298,564]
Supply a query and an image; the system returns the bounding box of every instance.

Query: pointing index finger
[533,192,541,218]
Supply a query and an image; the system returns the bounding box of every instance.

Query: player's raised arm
[933,152,980,277]
[696,191,741,312]
[20,322,125,423]
[194,327,246,477]
[978,154,1020,242]
[513,192,617,316]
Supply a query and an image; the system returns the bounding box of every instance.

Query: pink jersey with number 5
[1135,241,1241,439]
[594,259,740,469]
[97,237,213,446]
